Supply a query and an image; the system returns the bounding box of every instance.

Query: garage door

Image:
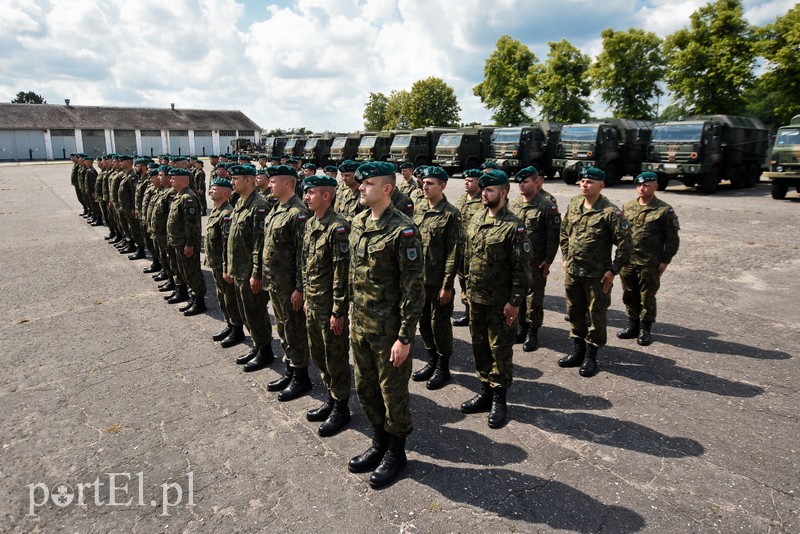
[194,130,213,156]
[0,129,47,161]
[140,130,163,158]
[81,129,107,158]
[169,130,190,156]
[219,130,237,155]
[50,129,76,160]
[114,129,137,155]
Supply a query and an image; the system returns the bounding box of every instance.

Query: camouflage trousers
[564,272,611,348]
[74,183,88,209]
[269,288,309,369]
[522,266,547,330]
[351,329,412,437]
[469,302,515,388]
[164,242,185,285]
[173,244,206,298]
[233,278,272,348]
[419,284,454,358]
[211,268,243,326]
[620,265,661,324]
[152,236,173,277]
[125,210,146,248]
[306,305,351,401]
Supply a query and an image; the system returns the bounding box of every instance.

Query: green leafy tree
[534,39,591,123]
[589,28,664,119]
[384,90,411,129]
[407,77,461,128]
[11,91,46,104]
[663,0,755,115]
[742,77,781,128]
[473,35,539,126]
[363,92,389,130]
[757,4,800,126]
[658,102,689,121]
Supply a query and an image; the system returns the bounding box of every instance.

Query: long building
[0,103,262,161]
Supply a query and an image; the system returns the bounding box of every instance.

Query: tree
[407,77,461,128]
[534,39,591,123]
[363,92,389,130]
[384,90,411,129]
[11,91,46,104]
[589,28,664,119]
[473,35,539,126]
[757,4,800,126]
[663,0,755,115]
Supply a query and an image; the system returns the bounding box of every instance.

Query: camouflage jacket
[466,204,532,308]
[540,188,558,206]
[167,187,202,247]
[622,197,680,268]
[262,195,311,294]
[108,170,124,206]
[117,170,137,213]
[85,167,98,197]
[412,195,463,290]
[560,194,632,278]
[225,191,270,280]
[302,206,350,315]
[349,204,424,340]
[151,187,177,241]
[134,173,150,217]
[205,200,233,270]
[391,188,415,218]
[334,183,364,223]
[510,192,561,264]
[70,163,80,186]
[141,184,158,230]
[398,178,417,197]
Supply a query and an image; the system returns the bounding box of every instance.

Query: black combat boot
[515,320,528,344]
[183,297,207,316]
[637,322,652,346]
[306,394,335,422]
[319,398,351,437]
[243,344,276,372]
[113,238,127,248]
[153,270,170,281]
[109,235,123,244]
[277,366,312,402]
[460,381,492,414]
[412,348,438,382]
[267,360,294,390]
[119,242,136,254]
[558,338,587,368]
[143,262,161,274]
[617,319,640,339]
[522,326,539,352]
[158,279,176,292]
[104,231,116,241]
[212,323,233,342]
[579,344,599,377]
[349,426,389,473]
[235,345,259,365]
[162,290,177,300]
[221,325,245,348]
[128,247,146,260]
[369,435,407,489]
[179,296,195,312]
[452,304,470,327]
[167,285,189,304]
[488,386,508,429]
[90,218,104,227]
[426,355,450,390]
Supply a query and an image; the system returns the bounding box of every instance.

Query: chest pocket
[485,233,508,262]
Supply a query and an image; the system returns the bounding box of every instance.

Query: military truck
[357,130,408,161]
[433,125,496,173]
[282,135,307,159]
[555,119,653,186]
[643,115,769,194]
[389,127,456,167]
[263,136,287,158]
[303,133,337,166]
[486,122,562,177]
[763,115,800,200]
[230,138,264,156]
[330,132,365,164]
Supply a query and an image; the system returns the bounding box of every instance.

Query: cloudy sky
[0,0,792,132]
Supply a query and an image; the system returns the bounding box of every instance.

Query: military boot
[452,304,470,327]
[306,394,335,422]
[426,355,450,390]
[235,345,259,365]
[183,297,207,316]
[412,348,438,382]
[109,235,123,244]
[143,262,161,274]
[212,323,233,342]
[267,360,294,391]
[558,338,587,368]
[579,344,599,377]
[488,386,508,429]
[277,366,312,402]
[460,381,492,414]
[522,326,539,352]
[349,426,389,473]
[166,285,189,304]
[221,325,245,349]
[158,279,176,292]
[119,242,136,254]
[128,247,146,260]
[617,319,640,339]
[515,320,528,344]
[637,322,652,346]
[369,435,407,490]
[104,231,117,241]
[319,398,351,437]
[153,270,170,282]
[178,296,195,312]
[243,344,275,372]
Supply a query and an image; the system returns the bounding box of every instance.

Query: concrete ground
[0,162,797,533]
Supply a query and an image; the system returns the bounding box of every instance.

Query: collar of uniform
[580,194,610,214]
[317,206,336,226]
[424,195,448,213]
[236,191,258,211]
[364,203,396,232]
[479,203,510,226]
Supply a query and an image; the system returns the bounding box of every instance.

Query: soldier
[323,165,338,179]
[559,166,632,377]
[510,166,560,352]
[480,161,499,173]
[301,162,317,177]
[398,162,416,197]
[410,166,463,390]
[151,166,181,295]
[112,155,136,254]
[223,165,275,368]
[209,155,220,180]
[261,165,313,401]
[333,160,365,223]
[452,168,483,327]
[193,158,208,215]
[617,172,680,346]
[390,179,416,218]
[70,153,88,217]
[301,175,352,436]
[128,157,152,260]
[84,156,103,226]
[141,167,162,274]
[206,177,246,346]
[257,154,268,170]
[347,161,424,490]
[460,169,531,429]
[255,167,277,210]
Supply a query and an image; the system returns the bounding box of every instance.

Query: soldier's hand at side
[291,290,304,311]
[503,303,520,326]
[223,273,233,284]
[601,271,614,294]
[184,245,194,258]
[438,288,452,305]
[658,263,668,277]
[390,340,410,368]
[250,277,262,294]
[539,260,551,277]
[330,315,344,336]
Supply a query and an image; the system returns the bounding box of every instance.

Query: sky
[0,0,792,133]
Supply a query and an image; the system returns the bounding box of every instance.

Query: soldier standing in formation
[398,162,417,197]
[452,168,484,327]
[334,160,364,223]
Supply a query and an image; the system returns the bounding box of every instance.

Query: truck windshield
[305,139,318,149]
[776,128,800,147]
[652,124,704,143]
[360,137,377,148]
[392,135,411,148]
[438,134,463,147]
[264,138,274,146]
[332,138,347,148]
[561,126,599,142]
[285,140,298,150]
[491,129,522,143]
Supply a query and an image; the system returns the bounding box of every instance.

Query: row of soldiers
[70,154,679,490]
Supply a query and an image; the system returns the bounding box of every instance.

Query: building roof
[0,103,261,131]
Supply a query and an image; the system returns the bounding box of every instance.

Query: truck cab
[764,115,800,199]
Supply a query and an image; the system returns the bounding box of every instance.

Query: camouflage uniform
[119,169,144,247]
[151,187,180,284]
[140,178,159,258]
[167,187,206,299]
[620,197,680,324]
[262,195,311,369]
[391,188,415,218]
[560,194,632,347]
[334,184,365,223]
[466,205,531,387]
[302,207,351,401]
[398,178,417,198]
[453,191,484,308]
[349,205,424,437]
[109,167,127,238]
[85,165,102,220]
[206,200,243,327]
[71,161,86,210]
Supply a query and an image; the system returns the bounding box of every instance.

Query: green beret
[215,162,228,169]
[84,155,95,161]
[111,154,120,161]
[323,165,337,173]
[354,161,397,183]
[413,166,427,177]
[480,161,499,170]
[266,165,298,179]
[256,167,268,175]
[238,155,251,161]
[210,177,232,189]
[302,162,318,170]
[578,166,605,181]
[478,169,509,188]
[286,157,300,164]
[257,154,268,159]
[147,162,159,169]
[421,165,449,182]
[463,168,482,178]
[134,157,150,165]
[157,165,171,172]
[148,169,159,176]
[514,166,539,182]
[209,154,219,159]
[119,155,133,161]
[302,175,338,191]
[228,164,256,176]
[338,160,359,173]
[634,171,658,184]
[171,156,187,162]
[269,156,281,162]
[168,168,192,177]
[399,162,414,170]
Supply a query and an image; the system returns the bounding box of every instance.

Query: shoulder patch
[614,209,623,218]
[517,226,525,234]
[402,228,415,237]
[186,197,194,203]
[297,214,307,221]
[336,226,346,234]
[257,207,266,214]
[550,205,559,212]
[523,241,531,253]
[406,247,418,261]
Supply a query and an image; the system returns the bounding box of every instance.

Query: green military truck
[389,127,456,167]
[433,126,496,173]
[764,115,800,200]
[330,132,365,164]
[486,122,562,177]
[303,133,337,166]
[643,115,769,194]
[555,119,653,186]
[282,135,307,159]
[263,136,287,158]
[357,130,408,161]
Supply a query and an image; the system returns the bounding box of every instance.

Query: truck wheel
[562,171,578,185]
[745,163,760,188]
[700,167,719,194]
[656,173,669,191]
[771,182,788,200]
